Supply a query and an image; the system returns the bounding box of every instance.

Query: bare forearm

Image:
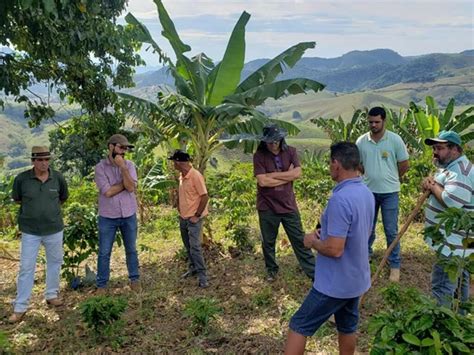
[104,183,124,197]
[398,161,409,179]
[312,239,343,258]
[267,167,301,182]
[120,167,135,192]
[257,176,288,187]
[196,194,209,216]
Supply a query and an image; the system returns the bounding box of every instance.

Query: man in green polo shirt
[356,107,409,282]
[9,146,68,323]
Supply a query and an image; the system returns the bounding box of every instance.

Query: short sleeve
[253,151,267,176]
[12,175,21,201]
[442,172,472,208]
[326,194,351,239]
[394,135,409,162]
[193,171,208,196]
[289,147,301,168]
[58,172,69,202]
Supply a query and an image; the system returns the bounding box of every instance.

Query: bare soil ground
[0,220,437,354]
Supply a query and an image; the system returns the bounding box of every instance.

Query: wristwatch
[194,212,201,218]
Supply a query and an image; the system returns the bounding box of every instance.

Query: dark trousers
[258,210,315,278]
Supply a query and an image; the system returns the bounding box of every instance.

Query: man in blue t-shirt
[285,142,375,355]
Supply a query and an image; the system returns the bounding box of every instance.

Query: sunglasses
[35,158,50,162]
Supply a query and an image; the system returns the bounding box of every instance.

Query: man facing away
[9,146,68,323]
[169,150,209,288]
[356,106,409,282]
[285,142,375,355]
[422,131,473,309]
[94,134,140,292]
[253,124,315,282]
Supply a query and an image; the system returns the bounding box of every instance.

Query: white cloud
[126,0,474,61]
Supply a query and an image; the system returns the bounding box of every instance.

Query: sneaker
[389,268,400,282]
[8,312,25,323]
[46,298,64,307]
[181,270,197,279]
[130,280,141,292]
[198,279,209,288]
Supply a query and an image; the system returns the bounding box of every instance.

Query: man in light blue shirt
[285,142,374,355]
[356,107,409,282]
[422,131,472,309]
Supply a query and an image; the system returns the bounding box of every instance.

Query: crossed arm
[256,165,302,187]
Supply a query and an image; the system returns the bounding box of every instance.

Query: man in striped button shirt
[422,130,473,308]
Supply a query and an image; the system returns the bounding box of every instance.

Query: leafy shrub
[399,155,434,219]
[295,158,333,208]
[369,285,473,354]
[0,174,18,238]
[184,297,222,333]
[62,202,98,282]
[79,295,128,337]
[424,207,474,313]
[209,163,257,252]
[252,287,273,308]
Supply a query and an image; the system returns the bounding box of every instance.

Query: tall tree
[0,0,144,126]
[120,0,325,173]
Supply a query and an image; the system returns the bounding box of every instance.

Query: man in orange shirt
[169,150,209,288]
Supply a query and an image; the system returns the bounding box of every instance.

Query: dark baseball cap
[168,150,191,162]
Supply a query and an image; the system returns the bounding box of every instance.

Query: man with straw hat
[9,146,69,323]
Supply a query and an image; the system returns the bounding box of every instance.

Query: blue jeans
[432,258,470,310]
[369,192,400,268]
[14,231,63,312]
[97,214,139,288]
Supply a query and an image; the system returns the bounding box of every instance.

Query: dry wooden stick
[360,190,430,307]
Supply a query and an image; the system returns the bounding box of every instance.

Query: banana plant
[388,96,474,155]
[310,109,367,143]
[120,0,325,173]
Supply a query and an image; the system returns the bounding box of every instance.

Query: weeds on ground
[184,297,222,334]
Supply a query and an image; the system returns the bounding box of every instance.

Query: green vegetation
[184,297,222,333]
[369,284,473,354]
[79,295,128,339]
[1,0,142,126]
[120,0,324,173]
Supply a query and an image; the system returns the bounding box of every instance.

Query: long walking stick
[359,190,430,307]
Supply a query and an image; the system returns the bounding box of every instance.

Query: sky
[124,0,474,67]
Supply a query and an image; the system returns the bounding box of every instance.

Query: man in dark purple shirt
[253,124,315,282]
[94,134,140,292]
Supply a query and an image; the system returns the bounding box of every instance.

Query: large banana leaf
[206,11,250,106]
[225,78,325,106]
[125,13,168,63]
[236,42,316,94]
[154,0,190,55]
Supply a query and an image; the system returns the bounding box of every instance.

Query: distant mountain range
[132,48,474,104]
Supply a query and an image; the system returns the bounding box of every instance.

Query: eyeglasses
[114,144,129,151]
[34,158,50,162]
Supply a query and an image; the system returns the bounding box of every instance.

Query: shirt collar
[333,177,363,192]
[445,155,466,170]
[29,167,52,181]
[368,130,387,143]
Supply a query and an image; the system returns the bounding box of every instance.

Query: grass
[0,204,441,353]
